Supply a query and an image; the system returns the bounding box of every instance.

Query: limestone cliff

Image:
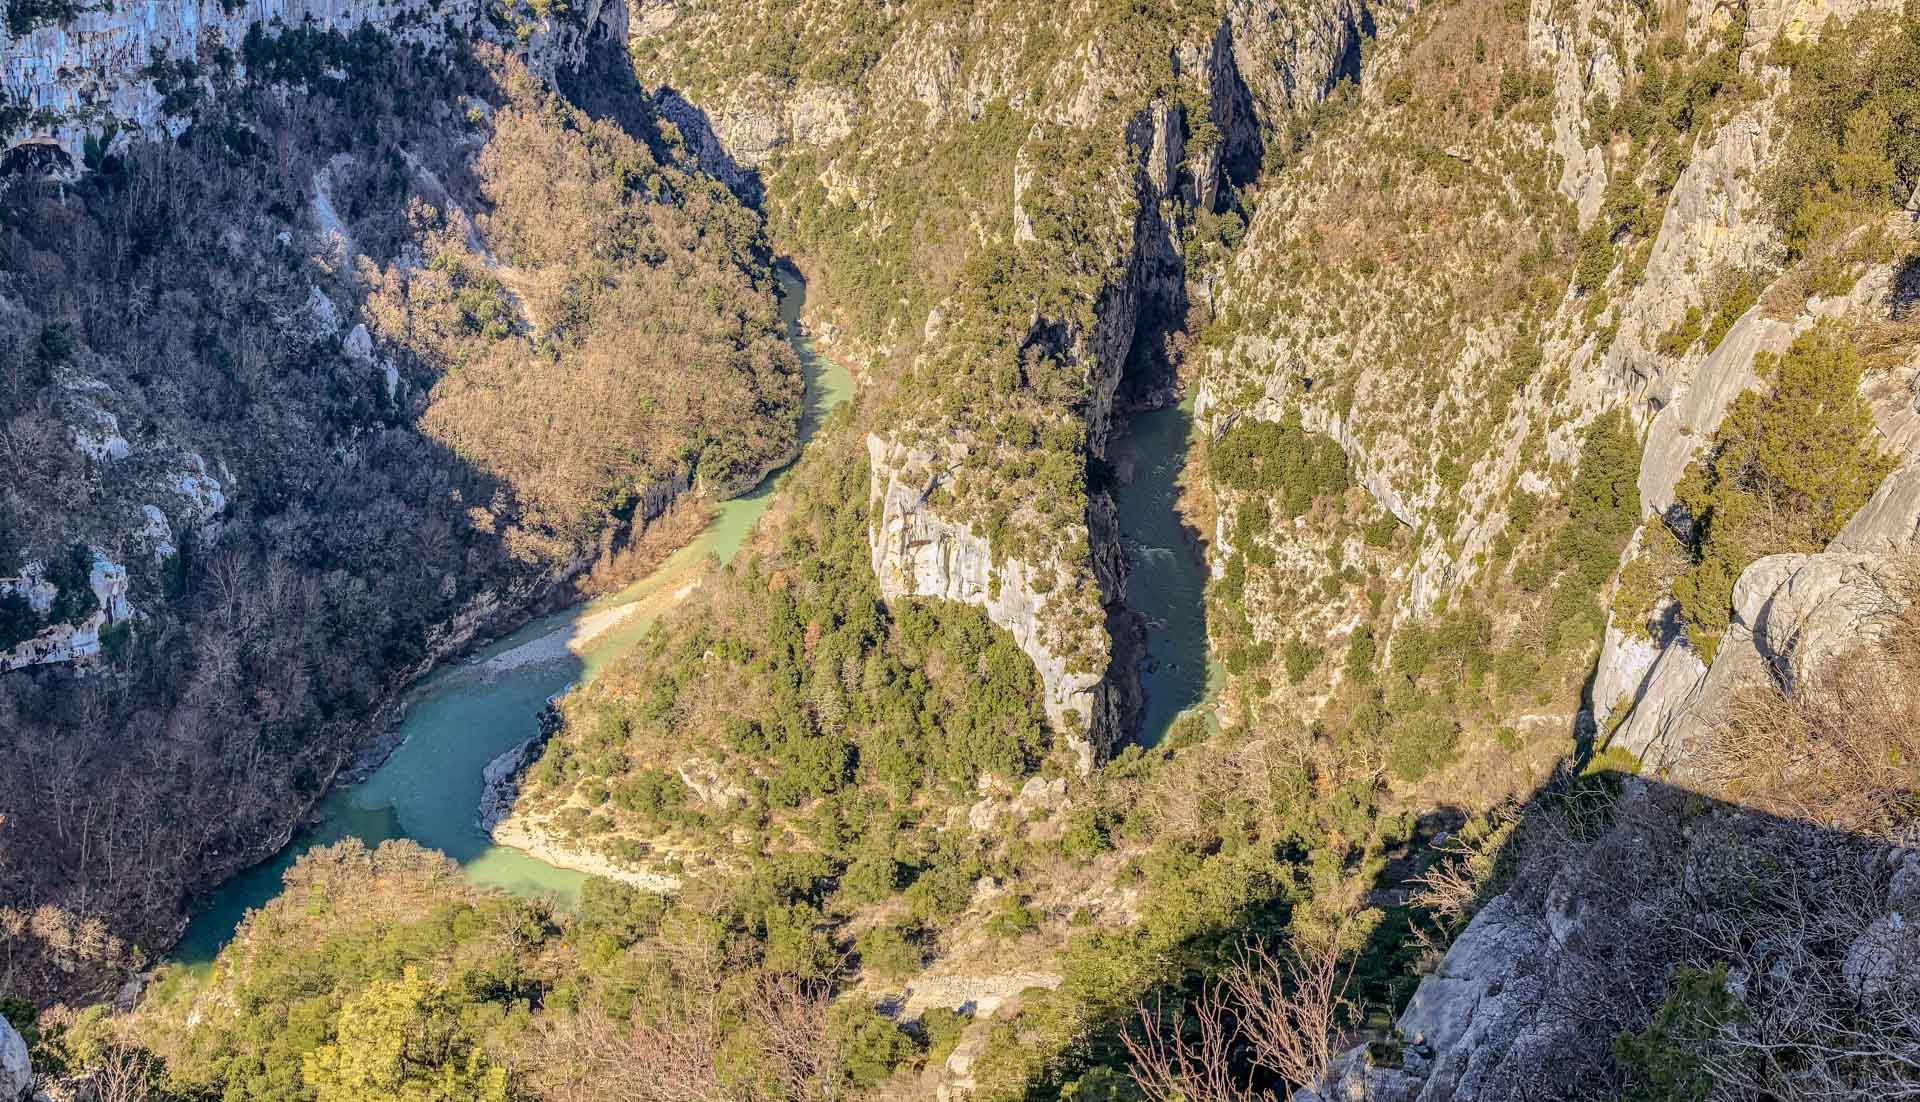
[0,548,131,671]
[1,0,626,159]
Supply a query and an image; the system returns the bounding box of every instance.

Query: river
[175,268,854,964]
[1110,394,1220,746]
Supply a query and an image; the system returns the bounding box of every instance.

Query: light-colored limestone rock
[0,1014,28,1102]
[1,549,133,671]
[676,755,745,809]
[867,433,1111,770]
[342,322,373,362]
[1636,305,1798,517]
[476,736,539,832]
[488,811,681,891]
[71,408,130,463]
[140,504,176,560]
[174,452,227,523]
[1590,622,1664,732]
[3,0,626,158]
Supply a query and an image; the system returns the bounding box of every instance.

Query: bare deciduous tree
[1125,932,1356,1102]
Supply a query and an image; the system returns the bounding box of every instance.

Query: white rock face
[1589,623,1664,730]
[1636,305,1799,517]
[174,453,227,523]
[867,434,1110,771]
[1529,0,1623,224]
[3,0,479,156]
[140,504,177,560]
[4,0,626,158]
[342,322,373,361]
[305,285,341,333]
[0,1014,28,1102]
[1320,779,1916,1102]
[71,408,132,463]
[676,755,745,809]
[1,549,134,671]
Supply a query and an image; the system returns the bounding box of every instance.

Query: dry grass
[1697,560,1920,836]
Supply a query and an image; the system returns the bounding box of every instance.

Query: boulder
[0,1015,29,1101]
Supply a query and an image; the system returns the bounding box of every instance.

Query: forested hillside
[5,0,1920,1098]
[0,4,799,1005]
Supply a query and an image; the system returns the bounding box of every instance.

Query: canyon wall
[1,0,624,157]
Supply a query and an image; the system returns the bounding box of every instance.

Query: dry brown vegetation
[1125,933,1356,1101]
[1698,560,1920,836]
[0,30,797,1005]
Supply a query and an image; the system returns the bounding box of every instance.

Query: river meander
[175,268,853,964]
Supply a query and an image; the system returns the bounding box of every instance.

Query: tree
[302,967,513,1102]
[1124,934,1356,1101]
[46,543,98,627]
[1674,326,1893,658]
[0,591,37,650]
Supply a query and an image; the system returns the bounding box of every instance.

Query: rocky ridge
[1265,0,1920,1086]
[1,0,625,159]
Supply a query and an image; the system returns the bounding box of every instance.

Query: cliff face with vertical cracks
[637,0,1392,768]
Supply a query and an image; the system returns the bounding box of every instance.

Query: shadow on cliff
[0,22,773,996]
[1328,761,1920,1100]
[554,31,767,208]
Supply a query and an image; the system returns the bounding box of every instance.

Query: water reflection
[1112,396,1218,746]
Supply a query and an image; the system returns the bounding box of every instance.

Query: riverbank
[1109,392,1219,746]
[172,267,853,963]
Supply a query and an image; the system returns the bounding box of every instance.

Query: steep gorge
[5,0,1920,1097]
[0,0,805,1003]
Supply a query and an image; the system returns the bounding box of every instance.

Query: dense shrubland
[13,0,1920,1100]
[0,24,797,1004]
[511,425,1055,878]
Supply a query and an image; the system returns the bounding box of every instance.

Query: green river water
[175,269,854,964]
[174,273,1218,964]
[1110,394,1221,746]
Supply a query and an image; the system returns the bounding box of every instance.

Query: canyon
[2,0,1918,1098]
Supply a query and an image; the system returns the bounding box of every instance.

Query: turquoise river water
[174,275,1217,963]
[1111,394,1220,746]
[175,269,854,964]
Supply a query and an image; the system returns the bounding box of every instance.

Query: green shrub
[855,922,924,982]
[1672,326,1892,658]
[984,899,1041,939]
[1060,807,1112,861]
[1614,964,1744,1101]
[1283,638,1323,684]
[1385,710,1461,783]
[1212,416,1350,517]
[0,591,37,649]
[1764,9,1920,259]
[46,542,98,626]
[829,999,915,1089]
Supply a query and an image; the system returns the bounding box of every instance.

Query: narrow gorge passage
[175,269,853,964]
[1110,394,1217,747]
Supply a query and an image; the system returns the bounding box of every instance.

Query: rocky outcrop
[1610,551,1905,770]
[1,550,133,672]
[2,0,626,159]
[1310,779,1920,1101]
[0,1015,28,1102]
[1599,266,1912,759]
[868,433,1117,770]
[487,810,681,892]
[476,735,541,833]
